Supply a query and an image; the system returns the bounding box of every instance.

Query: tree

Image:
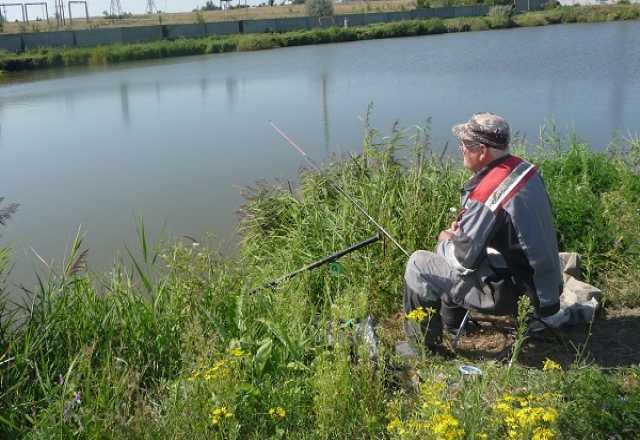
[194,1,221,11]
[305,0,334,17]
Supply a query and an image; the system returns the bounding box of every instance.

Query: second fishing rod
[270,122,475,349]
[269,121,411,259]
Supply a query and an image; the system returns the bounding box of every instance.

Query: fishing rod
[251,233,380,294]
[270,122,474,349]
[269,121,410,258]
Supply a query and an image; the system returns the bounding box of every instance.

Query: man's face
[458,141,486,172]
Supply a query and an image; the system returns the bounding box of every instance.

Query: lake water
[1,21,639,295]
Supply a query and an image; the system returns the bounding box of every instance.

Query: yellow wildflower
[406,307,428,322]
[476,433,489,440]
[269,406,286,419]
[210,406,233,426]
[387,416,405,435]
[542,358,562,372]
[186,370,201,382]
[229,347,245,358]
[495,401,511,414]
[494,393,558,440]
[429,413,464,440]
[542,408,558,423]
[532,426,555,440]
[203,360,228,381]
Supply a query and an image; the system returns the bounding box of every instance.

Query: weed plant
[0,124,639,438]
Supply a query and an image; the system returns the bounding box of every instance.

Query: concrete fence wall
[22,30,74,50]
[0,3,535,53]
[75,28,123,47]
[205,21,241,35]
[0,34,22,52]
[165,23,206,40]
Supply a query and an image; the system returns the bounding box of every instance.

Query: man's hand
[437,221,459,242]
[438,229,455,241]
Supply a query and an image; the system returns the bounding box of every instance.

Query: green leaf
[253,338,272,378]
[125,245,153,294]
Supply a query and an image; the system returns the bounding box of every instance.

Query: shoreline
[1,4,639,76]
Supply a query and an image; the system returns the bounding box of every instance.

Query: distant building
[559,0,638,4]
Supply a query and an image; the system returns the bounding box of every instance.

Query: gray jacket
[438,154,563,317]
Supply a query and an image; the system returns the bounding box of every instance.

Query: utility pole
[55,0,66,26]
[109,0,122,17]
[146,0,156,14]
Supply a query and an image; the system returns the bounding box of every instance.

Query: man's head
[452,112,510,172]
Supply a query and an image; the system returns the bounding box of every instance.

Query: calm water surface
[1,21,639,294]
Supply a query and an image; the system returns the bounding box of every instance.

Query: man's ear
[480,144,488,160]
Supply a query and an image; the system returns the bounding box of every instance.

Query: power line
[109,0,122,16]
[146,0,157,14]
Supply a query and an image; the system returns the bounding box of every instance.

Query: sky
[1,0,262,21]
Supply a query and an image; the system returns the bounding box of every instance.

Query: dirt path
[454,308,640,368]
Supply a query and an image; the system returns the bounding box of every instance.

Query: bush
[544,0,560,9]
[304,0,334,17]
[513,11,550,26]
[487,5,514,28]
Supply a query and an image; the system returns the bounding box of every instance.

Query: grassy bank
[1,4,639,75]
[0,124,639,438]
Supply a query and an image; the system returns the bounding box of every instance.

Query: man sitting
[403,112,563,349]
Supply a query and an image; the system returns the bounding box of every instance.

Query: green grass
[1,4,640,75]
[0,124,639,438]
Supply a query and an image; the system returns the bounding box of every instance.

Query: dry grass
[0,0,415,33]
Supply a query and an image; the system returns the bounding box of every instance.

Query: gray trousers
[403,250,522,346]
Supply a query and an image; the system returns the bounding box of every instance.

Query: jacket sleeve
[437,199,498,274]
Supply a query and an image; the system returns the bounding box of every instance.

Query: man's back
[460,154,563,316]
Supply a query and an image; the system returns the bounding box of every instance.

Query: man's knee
[407,250,433,271]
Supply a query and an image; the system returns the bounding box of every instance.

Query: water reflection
[120,83,130,126]
[225,77,237,109]
[64,89,74,113]
[154,80,162,103]
[609,23,629,136]
[321,72,330,153]
[200,77,208,101]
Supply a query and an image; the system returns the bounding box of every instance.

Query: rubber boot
[440,295,468,334]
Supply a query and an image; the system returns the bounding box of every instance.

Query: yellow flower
[476,433,488,440]
[269,406,286,419]
[543,358,562,372]
[210,406,233,426]
[495,401,511,414]
[532,426,556,440]
[186,370,201,381]
[387,416,404,435]
[406,307,428,322]
[229,347,245,357]
[203,360,228,381]
[429,413,464,440]
[542,408,558,423]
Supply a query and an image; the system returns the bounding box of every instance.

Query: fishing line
[270,121,473,349]
[269,121,410,258]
